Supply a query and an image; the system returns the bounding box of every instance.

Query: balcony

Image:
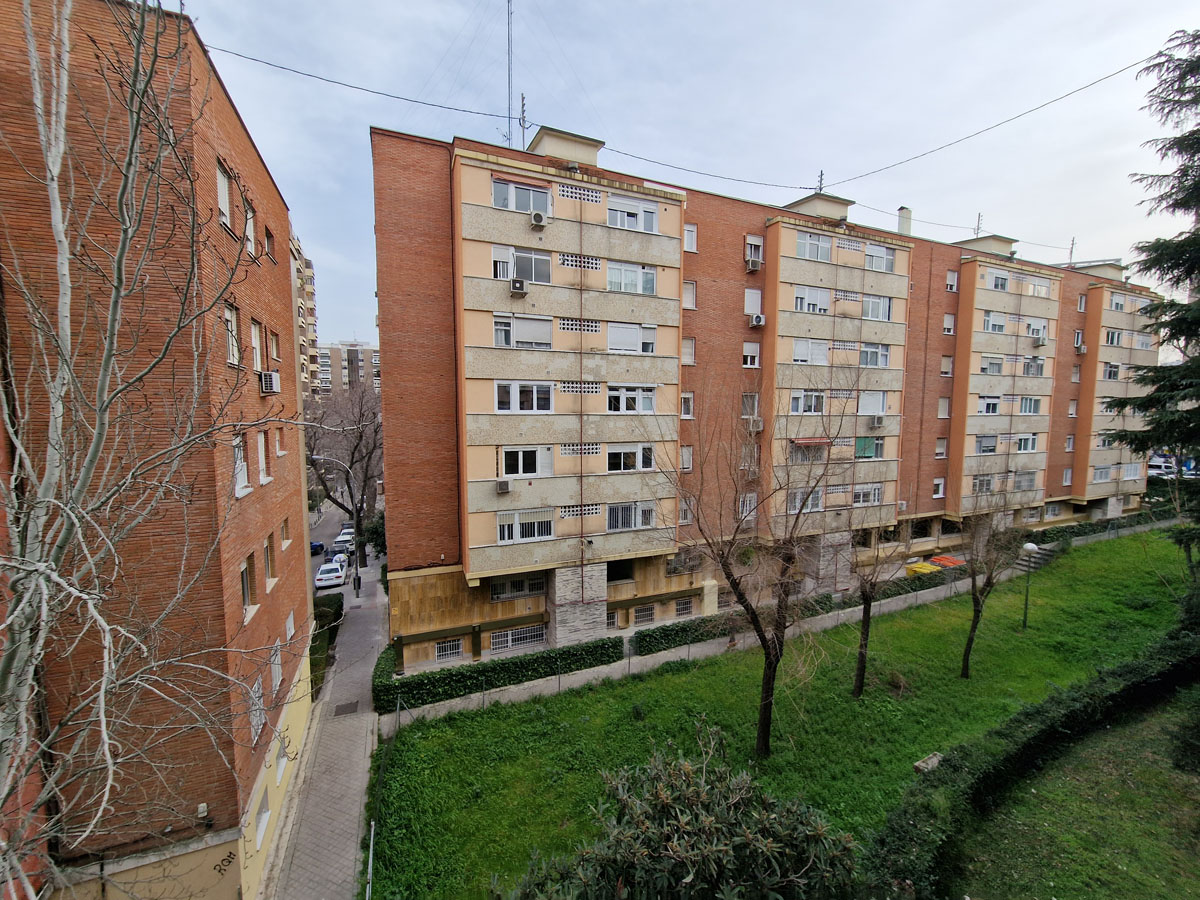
[963,451,1046,476]
[463,276,680,327]
[779,257,909,300]
[767,503,898,535]
[972,287,1058,321]
[972,331,1056,357]
[776,311,907,346]
[466,413,678,446]
[467,471,673,514]
[970,373,1053,397]
[465,347,679,386]
[467,526,677,578]
[966,413,1049,435]
[774,363,903,393]
[956,488,1044,515]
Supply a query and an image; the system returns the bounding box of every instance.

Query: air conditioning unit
[745,466,760,479]
[746,257,762,273]
[897,500,908,512]
[1032,334,1047,347]
[1076,343,1087,354]
[496,479,512,494]
[747,416,764,434]
[509,277,527,297]
[529,210,549,229]
[869,415,885,428]
[748,313,766,328]
[259,370,281,394]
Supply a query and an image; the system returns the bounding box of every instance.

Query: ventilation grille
[558,183,601,203]
[559,317,601,333]
[837,238,863,251]
[558,381,601,394]
[559,253,601,270]
[834,290,860,302]
[832,340,859,351]
[560,503,601,518]
[561,442,601,456]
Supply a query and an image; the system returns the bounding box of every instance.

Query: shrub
[1170,684,1200,775]
[372,637,625,712]
[632,611,744,655]
[314,591,344,646]
[861,631,1200,898]
[498,723,856,900]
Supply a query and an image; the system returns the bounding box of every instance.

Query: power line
[826,53,1154,189]
[603,147,816,191]
[853,202,1071,251]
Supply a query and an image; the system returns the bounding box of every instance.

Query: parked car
[331,536,354,555]
[310,541,325,556]
[314,561,347,590]
[1148,458,1178,479]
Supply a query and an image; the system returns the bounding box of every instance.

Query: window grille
[559,253,601,270]
[832,340,858,350]
[557,183,601,203]
[559,503,601,518]
[559,317,601,333]
[834,290,860,302]
[826,484,851,495]
[490,623,547,653]
[837,238,863,251]
[832,437,854,446]
[830,389,856,398]
[558,381,601,394]
[560,442,601,456]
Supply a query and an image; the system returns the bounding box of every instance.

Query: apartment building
[0,3,311,898]
[292,234,319,401]
[373,125,1158,673]
[313,339,380,396]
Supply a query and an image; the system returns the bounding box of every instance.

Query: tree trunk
[852,591,874,698]
[754,646,781,758]
[961,600,983,679]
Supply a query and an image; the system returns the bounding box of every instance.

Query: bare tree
[0,3,304,893]
[850,520,914,699]
[957,496,1024,679]
[304,384,383,567]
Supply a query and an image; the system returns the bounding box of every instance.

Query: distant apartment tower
[292,233,319,401]
[0,3,313,897]
[372,126,1158,673]
[314,339,380,396]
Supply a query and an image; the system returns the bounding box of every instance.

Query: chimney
[897,206,912,236]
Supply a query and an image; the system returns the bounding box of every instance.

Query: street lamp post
[312,454,362,599]
[1021,541,1039,630]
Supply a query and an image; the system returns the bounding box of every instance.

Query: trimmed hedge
[314,592,345,647]
[372,636,625,712]
[861,629,1200,898]
[632,611,745,655]
[1025,506,1168,546]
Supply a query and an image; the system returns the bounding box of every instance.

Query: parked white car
[314,561,347,590]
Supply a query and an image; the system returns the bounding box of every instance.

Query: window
[1122,462,1142,480]
[744,288,762,316]
[855,436,884,459]
[607,559,634,582]
[263,533,277,586]
[681,337,696,365]
[742,342,760,368]
[607,260,657,295]
[491,245,512,279]
[792,338,829,365]
[233,434,250,494]
[1078,293,1087,311]
[788,487,823,513]
[609,322,657,354]
[497,508,554,544]
[975,434,998,454]
[740,443,759,470]
[1063,467,1073,485]
[281,517,291,546]
[682,280,697,309]
[268,330,280,361]
[865,244,895,272]
[678,499,694,525]
[1074,329,1084,348]
[490,623,547,653]
[938,397,950,419]
[859,343,890,367]
[1016,434,1038,453]
[240,555,255,609]
[1066,434,1075,451]
[1069,399,1078,417]
[791,390,825,415]
[634,604,655,626]
[251,321,262,371]
[684,224,697,252]
[248,677,265,743]
[946,271,959,292]
[1046,502,1061,518]
[1105,329,1123,347]
[1093,465,1111,483]
[852,483,883,507]
[607,443,654,472]
[502,446,552,477]
[496,381,553,413]
[675,596,694,618]
[1110,292,1125,311]
[740,393,759,419]
[1135,331,1152,351]
[972,474,994,495]
[216,163,232,227]
[269,641,283,695]
[795,285,830,314]
[495,314,552,349]
[979,356,1003,376]
[1098,433,1115,449]
[935,437,948,458]
[244,202,255,255]
[1019,396,1041,415]
[862,294,893,322]
[490,573,547,602]
[518,247,554,283]
[858,391,886,415]
[253,788,270,852]
[607,500,656,531]
[1023,356,1045,377]
[275,427,286,457]
[940,356,954,376]
[680,392,694,419]
[982,311,1006,333]
[738,492,758,518]
[745,234,764,262]
[264,227,275,260]
[797,232,831,261]
[435,638,463,662]
[224,305,240,365]
[1103,362,1120,381]
[680,445,693,472]
[790,441,825,464]
[933,477,946,498]
[988,268,1009,291]
[607,384,655,414]
[943,313,956,336]
[979,395,1000,415]
[1070,364,1081,383]
[257,431,271,483]
[1025,318,1048,338]
[494,180,551,215]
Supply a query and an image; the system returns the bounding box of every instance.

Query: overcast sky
[180,0,1193,344]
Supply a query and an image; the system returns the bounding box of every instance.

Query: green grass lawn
[368,532,1186,899]
[950,697,1200,899]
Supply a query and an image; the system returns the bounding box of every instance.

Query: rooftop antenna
[816,170,824,192]
[974,213,983,237]
[520,92,528,149]
[1068,236,1076,265]
[507,0,514,147]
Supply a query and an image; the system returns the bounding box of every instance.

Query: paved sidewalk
[271,559,387,900]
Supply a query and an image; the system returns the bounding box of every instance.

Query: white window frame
[972,474,995,495]
[857,391,886,416]
[607,260,657,295]
[1093,465,1111,483]
[681,337,696,365]
[496,380,554,413]
[976,434,998,455]
[797,232,832,262]
[979,396,1001,415]
[224,305,240,365]
[607,443,655,473]
[606,500,656,532]
[852,483,884,507]
[1078,293,1087,311]
[1066,434,1075,451]
[502,445,553,478]
[607,195,656,233]
[1105,329,1123,347]
[1019,396,1041,415]
[1025,317,1048,339]
[244,201,255,255]
[1069,400,1078,417]
[497,508,555,544]
[740,393,759,419]
[935,437,948,458]
[680,445,693,472]
[932,477,946,499]
[795,285,830,314]
[791,390,825,415]
[248,677,265,743]
[946,271,959,292]
[1063,467,1073,486]
[1022,356,1045,377]
[435,637,463,661]
[987,268,1009,291]
[608,322,657,354]
[269,641,282,695]
[216,163,232,228]
[788,487,823,514]
[233,434,250,495]
[494,313,552,349]
[1103,362,1120,381]
[257,431,270,484]
[862,294,893,322]
[940,356,954,377]
[864,244,895,272]
[982,310,1006,333]
[738,492,758,519]
[682,280,697,309]
[607,384,656,415]
[937,397,950,419]
[744,288,762,315]
[678,498,694,525]
[1016,434,1038,453]
[742,342,760,369]
[493,179,551,215]
[1074,329,1084,348]
[683,223,697,253]
[792,338,829,365]
[254,790,270,849]
[1110,292,1125,311]
[745,234,764,262]
[680,392,694,419]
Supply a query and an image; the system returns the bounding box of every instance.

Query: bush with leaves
[1171,684,1200,775]
[498,722,856,900]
